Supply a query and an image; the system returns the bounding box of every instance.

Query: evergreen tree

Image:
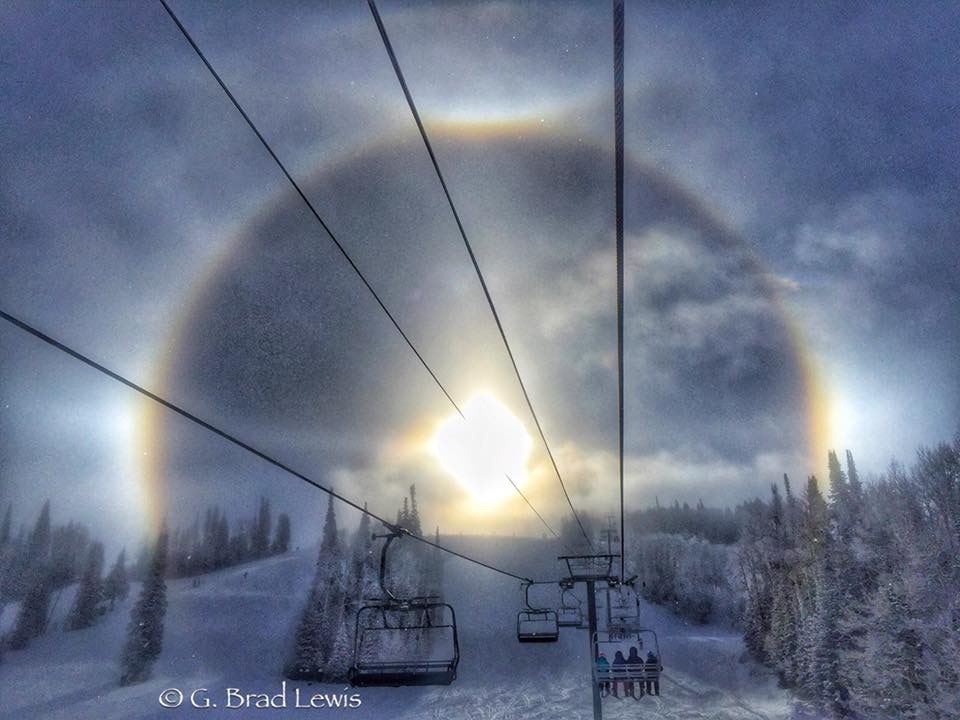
[845,450,863,505]
[0,503,11,546]
[7,502,54,649]
[18,501,52,597]
[103,549,130,610]
[285,583,325,679]
[812,537,851,716]
[271,513,291,555]
[67,541,104,630]
[408,485,422,537]
[119,525,169,685]
[286,497,343,680]
[7,572,50,650]
[350,508,373,583]
[429,526,444,594]
[860,580,928,719]
[252,497,271,558]
[805,475,828,553]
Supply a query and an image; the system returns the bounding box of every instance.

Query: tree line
[0,495,292,684]
[168,498,291,578]
[0,501,130,656]
[737,440,960,719]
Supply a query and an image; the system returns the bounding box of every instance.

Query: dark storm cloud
[2,1,957,547]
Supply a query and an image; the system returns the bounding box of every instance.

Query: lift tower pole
[586,579,602,720]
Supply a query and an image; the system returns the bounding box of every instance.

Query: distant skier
[596,653,611,697]
[645,650,660,696]
[627,646,644,698]
[612,650,627,698]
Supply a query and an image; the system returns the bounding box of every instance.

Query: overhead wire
[367,0,595,551]
[156,0,565,546]
[0,308,538,584]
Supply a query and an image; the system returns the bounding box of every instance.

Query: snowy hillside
[1,536,809,720]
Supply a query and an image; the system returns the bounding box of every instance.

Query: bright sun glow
[429,393,533,504]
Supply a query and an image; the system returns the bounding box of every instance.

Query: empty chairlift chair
[349,530,460,686]
[607,584,641,627]
[557,586,584,628]
[516,582,559,643]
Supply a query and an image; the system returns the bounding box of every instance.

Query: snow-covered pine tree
[286,496,344,680]
[119,525,169,685]
[804,475,828,560]
[408,485,422,537]
[17,500,51,597]
[7,571,50,650]
[7,501,54,649]
[0,504,10,546]
[103,548,130,610]
[67,541,104,630]
[230,519,250,565]
[285,582,325,679]
[812,536,850,717]
[845,450,863,508]
[252,497,271,558]
[429,526,444,596]
[272,513,291,555]
[859,579,929,719]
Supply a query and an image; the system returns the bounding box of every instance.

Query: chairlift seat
[350,600,459,686]
[517,609,559,642]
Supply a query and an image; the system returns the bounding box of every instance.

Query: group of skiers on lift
[596,646,660,698]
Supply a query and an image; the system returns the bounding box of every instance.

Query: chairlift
[349,530,460,686]
[557,587,583,628]
[593,627,662,697]
[607,583,641,627]
[516,582,559,643]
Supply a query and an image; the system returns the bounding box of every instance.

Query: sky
[1,0,958,552]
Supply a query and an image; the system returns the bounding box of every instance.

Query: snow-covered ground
[0,536,814,720]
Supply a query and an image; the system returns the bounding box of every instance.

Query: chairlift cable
[157,0,562,545]
[367,0,595,552]
[0,308,538,584]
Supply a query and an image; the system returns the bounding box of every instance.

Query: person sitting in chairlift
[612,650,627,698]
[645,650,660,696]
[627,646,644,698]
[596,653,611,697]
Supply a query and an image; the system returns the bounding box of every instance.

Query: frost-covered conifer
[119,526,168,685]
[103,548,130,610]
[67,541,104,630]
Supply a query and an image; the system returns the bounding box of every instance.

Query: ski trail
[0,540,805,720]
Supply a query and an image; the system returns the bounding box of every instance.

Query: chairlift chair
[349,530,460,686]
[557,587,583,628]
[516,582,559,642]
[607,584,641,627]
[593,627,663,696]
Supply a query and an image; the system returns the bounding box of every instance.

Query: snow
[0,536,812,720]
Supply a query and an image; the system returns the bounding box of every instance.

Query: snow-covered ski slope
[1,536,812,720]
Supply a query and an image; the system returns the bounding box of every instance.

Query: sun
[429,392,533,504]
